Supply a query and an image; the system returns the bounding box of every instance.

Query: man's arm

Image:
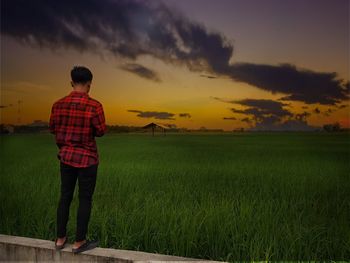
[92,103,106,137]
[49,103,56,134]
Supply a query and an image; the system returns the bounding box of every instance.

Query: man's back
[49,90,106,168]
[53,66,103,253]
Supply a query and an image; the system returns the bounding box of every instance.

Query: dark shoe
[72,239,99,254]
[55,237,67,250]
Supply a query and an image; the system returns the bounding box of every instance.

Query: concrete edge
[0,234,226,262]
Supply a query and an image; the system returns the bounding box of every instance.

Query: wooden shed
[142,122,168,136]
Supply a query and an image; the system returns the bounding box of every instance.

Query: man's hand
[91,103,106,137]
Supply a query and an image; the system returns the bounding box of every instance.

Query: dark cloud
[211,96,225,102]
[0,104,13,109]
[241,117,253,124]
[230,99,295,129]
[213,96,293,116]
[129,110,192,120]
[128,109,175,120]
[120,63,160,82]
[314,104,347,116]
[294,111,311,122]
[200,74,217,79]
[229,98,293,118]
[179,113,191,118]
[213,97,293,123]
[230,108,246,114]
[1,0,233,75]
[223,117,236,120]
[1,0,349,105]
[229,63,349,105]
[215,97,317,130]
[313,104,350,116]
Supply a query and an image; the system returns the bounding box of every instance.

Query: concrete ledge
[0,234,225,262]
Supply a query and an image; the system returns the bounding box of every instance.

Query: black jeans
[56,161,98,242]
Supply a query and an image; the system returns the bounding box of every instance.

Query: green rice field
[0,132,349,261]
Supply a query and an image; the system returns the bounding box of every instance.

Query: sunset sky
[1,0,349,131]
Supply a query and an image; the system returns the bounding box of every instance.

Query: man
[49,66,106,254]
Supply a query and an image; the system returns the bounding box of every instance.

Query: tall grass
[0,132,349,261]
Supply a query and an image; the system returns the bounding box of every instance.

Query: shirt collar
[69,90,89,97]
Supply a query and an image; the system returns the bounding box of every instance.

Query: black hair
[71,66,93,84]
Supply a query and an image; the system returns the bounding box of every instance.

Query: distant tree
[323,124,332,132]
[0,124,9,134]
[333,122,341,132]
[323,122,341,132]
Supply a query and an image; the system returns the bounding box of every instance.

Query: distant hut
[142,122,168,136]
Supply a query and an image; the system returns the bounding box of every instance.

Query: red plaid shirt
[49,90,106,168]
